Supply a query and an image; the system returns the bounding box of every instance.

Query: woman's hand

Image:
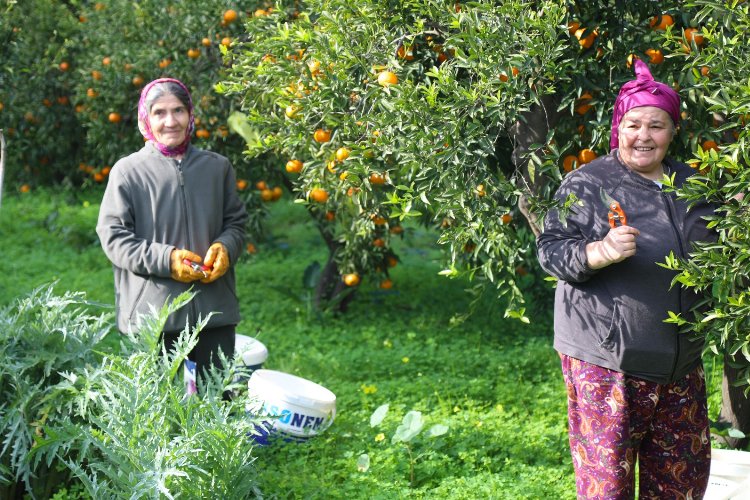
[586,225,640,270]
[170,249,205,283]
[200,242,230,283]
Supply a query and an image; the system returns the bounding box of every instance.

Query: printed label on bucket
[184,360,197,396]
[246,399,334,444]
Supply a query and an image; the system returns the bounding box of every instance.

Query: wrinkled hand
[586,225,640,270]
[201,242,230,283]
[170,249,205,283]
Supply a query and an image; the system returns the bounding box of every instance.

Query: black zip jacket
[537,151,716,383]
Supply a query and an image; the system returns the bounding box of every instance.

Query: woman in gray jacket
[537,60,716,498]
[97,78,248,380]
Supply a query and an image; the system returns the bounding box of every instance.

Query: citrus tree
[219,0,749,438]
[0,0,83,189]
[656,0,750,446]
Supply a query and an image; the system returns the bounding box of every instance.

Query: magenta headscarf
[610,59,680,151]
[137,78,195,157]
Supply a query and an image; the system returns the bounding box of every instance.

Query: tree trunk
[311,217,356,313]
[510,92,563,237]
[719,354,750,449]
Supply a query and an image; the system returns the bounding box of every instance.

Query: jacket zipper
[174,156,198,327]
[663,190,686,381]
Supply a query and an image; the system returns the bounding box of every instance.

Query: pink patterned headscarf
[610,59,680,151]
[137,78,195,157]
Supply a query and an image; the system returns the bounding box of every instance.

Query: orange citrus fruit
[108,112,122,123]
[59,61,70,71]
[501,214,512,224]
[562,155,578,173]
[236,179,248,191]
[645,48,664,64]
[313,128,332,143]
[369,172,386,185]
[343,273,361,286]
[702,139,718,151]
[377,71,398,87]
[196,129,210,139]
[187,48,201,59]
[223,9,238,24]
[310,188,329,203]
[578,148,597,164]
[380,279,393,290]
[684,27,705,46]
[649,14,674,30]
[335,147,350,162]
[286,159,303,173]
[397,45,415,61]
[575,28,597,49]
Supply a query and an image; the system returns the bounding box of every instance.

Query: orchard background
[1,0,749,497]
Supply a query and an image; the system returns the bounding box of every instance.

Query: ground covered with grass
[0,188,727,498]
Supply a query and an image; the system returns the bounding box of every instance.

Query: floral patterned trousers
[560,354,711,499]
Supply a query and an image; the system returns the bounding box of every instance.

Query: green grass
[0,188,729,498]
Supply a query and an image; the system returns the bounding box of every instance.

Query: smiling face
[148,94,190,151]
[617,106,674,180]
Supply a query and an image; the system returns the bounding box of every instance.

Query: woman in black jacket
[537,60,716,498]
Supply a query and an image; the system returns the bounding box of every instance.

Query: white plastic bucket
[235,334,268,370]
[246,369,336,444]
[184,334,268,395]
[705,449,750,500]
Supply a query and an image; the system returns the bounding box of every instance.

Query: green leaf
[392,410,423,443]
[370,404,389,427]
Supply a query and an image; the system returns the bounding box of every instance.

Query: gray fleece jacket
[97,142,248,334]
[537,151,716,384]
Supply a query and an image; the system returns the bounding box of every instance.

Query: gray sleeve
[536,176,600,283]
[96,164,174,277]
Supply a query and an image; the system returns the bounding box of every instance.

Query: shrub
[30,291,263,498]
[0,284,111,497]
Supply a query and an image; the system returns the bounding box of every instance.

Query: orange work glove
[201,242,230,284]
[170,249,205,283]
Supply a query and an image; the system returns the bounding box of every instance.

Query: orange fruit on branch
[649,13,674,31]
[645,48,664,64]
[578,148,597,164]
[562,155,578,173]
[286,159,303,173]
[223,9,238,24]
[684,27,705,46]
[313,128,332,143]
[108,112,122,123]
[335,147,350,162]
[369,172,386,185]
[377,71,398,87]
[343,273,360,287]
[310,188,329,203]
